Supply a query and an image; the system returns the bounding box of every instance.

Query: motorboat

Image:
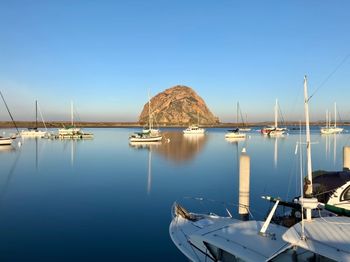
[170,76,350,261]
[183,111,205,135]
[183,125,205,135]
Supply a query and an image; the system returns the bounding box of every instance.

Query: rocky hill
[139,85,219,125]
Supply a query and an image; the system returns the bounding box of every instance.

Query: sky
[0,0,350,123]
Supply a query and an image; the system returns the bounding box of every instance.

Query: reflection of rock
[154,131,207,163]
[128,131,207,163]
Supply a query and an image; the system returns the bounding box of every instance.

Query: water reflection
[154,132,207,163]
[129,142,162,195]
[0,145,15,153]
[321,134,338,167]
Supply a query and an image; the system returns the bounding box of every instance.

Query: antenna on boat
[299,120,306,239]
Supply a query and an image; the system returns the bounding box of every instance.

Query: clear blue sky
[1,0,349,122]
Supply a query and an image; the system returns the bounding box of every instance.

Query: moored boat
[169,76,350,262]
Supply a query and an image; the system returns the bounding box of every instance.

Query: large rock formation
[139,85,219,125]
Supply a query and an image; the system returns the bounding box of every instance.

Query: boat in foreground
[170,203,350,262]
[169,76,350,261]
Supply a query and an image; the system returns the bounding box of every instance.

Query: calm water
[0,127,349,261]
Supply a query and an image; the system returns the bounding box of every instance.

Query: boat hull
[21,130,47,137]
[129,135,162,143]
[0,137,12,146]
[225,132,246,139]
[320,127,343,134]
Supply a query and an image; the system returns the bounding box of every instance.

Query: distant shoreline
[1,121,349,129]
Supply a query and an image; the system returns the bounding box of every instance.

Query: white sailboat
[130,93,162,142]
[58,102,93,139]
[142,92,160,136]
[169,76,350,261]
[0,91,19,146]
[261,99,286,136]
[20,100,47,137]
[320,102,344,134]
[225,102,246,139]
[183,111,205,135]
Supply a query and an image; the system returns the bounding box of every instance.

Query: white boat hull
[0,137,13,146]
[320,127,343,134]
[225,132,246,139]
[21,130,47,137]
[129,135,162,143]
[183,126,205,134]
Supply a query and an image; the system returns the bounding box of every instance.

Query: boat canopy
[282,216,350,261]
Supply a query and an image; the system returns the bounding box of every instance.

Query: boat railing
[171,197,255,220]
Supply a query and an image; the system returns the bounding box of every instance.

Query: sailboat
[58,102,93,139]
[129,93,162,142]
[225,102,246,139]
[0,91,19,146]
[183,111,205,134]
[261,99,286,136]
[20,100,47,137]
[320,102,344,134]
[169,76,350,261]
[142,92,160,136]
[239,113,251,132]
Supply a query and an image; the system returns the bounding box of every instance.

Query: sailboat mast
[35,100,38,129]
[275,99,278,128]
[304,76,313,193]
[236,102,239,128]
[334,102,337,128]
[148,90,152,129]
[71,101,73,126]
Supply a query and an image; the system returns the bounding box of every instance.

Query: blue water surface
[0,127,349,261]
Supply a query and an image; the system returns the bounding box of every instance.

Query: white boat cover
[282,216,350,261]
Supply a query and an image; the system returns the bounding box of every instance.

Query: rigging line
[278,103,286,124]
[308,54,350,102]
[37,102,47,131]
[0,91,19,133]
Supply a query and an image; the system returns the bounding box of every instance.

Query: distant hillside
[139,85,219,125]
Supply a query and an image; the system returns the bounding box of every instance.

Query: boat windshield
[269,246,336,262]
[203,242,246,262]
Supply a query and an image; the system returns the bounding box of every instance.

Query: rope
[308,54,350,102]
